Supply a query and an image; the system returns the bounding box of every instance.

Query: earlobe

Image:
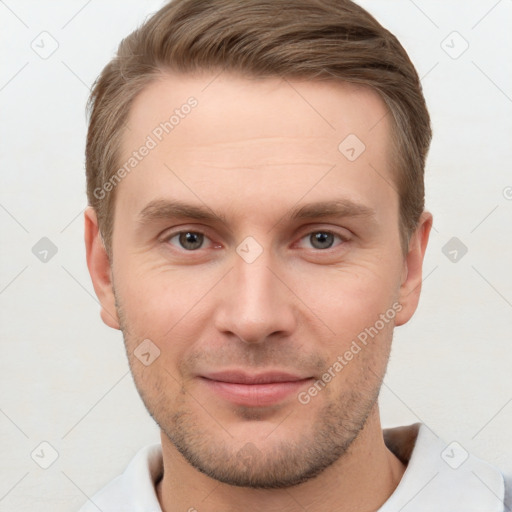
[395,211,433,327]
[84,206,120,330]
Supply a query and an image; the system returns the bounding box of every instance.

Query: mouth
[199,371,314,407]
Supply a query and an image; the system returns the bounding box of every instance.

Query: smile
[199,371,314,407]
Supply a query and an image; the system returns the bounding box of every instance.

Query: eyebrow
[135,197,376,230]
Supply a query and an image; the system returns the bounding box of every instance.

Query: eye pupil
[179,232,203,250]
[310,232,334,249]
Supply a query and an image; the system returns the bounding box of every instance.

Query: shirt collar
[121,422,505,512]
[379,422,505,511]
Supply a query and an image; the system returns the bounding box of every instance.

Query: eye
[297,230,346,250]
[166,231,211,251]
[162,229,347,253]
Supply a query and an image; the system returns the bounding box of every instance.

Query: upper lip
[201,371,311,385]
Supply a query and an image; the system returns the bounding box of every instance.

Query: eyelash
[161,228,349,252]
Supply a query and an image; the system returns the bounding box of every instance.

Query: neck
[156,406,406,512]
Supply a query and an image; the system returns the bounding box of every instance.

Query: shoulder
[382,423,509,511]
[504,472,512,510]
[77,443,163,512]
[77,473,127,512]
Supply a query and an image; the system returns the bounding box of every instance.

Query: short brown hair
[86,0,431,260]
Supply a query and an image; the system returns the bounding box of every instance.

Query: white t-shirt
[78,422,511,511]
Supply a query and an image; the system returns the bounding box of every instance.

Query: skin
[85,70,432,512]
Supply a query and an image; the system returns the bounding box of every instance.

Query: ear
[84,206,120,330]
[395,210,433,327]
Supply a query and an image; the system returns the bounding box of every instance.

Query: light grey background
[0,0,511,510]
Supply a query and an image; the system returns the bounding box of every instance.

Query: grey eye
[174,232,204,250]
[309,232,335,250]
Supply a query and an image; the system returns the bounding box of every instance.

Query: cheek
[117,259,189,312]
[291,260,400,338]
[115,265,213,361]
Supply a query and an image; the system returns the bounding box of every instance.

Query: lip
[199,371,313,407]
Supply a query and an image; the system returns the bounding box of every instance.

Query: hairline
[102,67,410,261]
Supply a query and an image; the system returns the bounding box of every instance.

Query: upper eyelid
[162,226,350,248]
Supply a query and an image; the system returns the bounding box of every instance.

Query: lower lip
[200,377,312,407]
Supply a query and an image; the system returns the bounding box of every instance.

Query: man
[81,0,511,510]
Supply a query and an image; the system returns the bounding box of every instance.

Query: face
[86,71,430,488]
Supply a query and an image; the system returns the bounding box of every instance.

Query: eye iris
[175,232,336,250]
[311,232,334,249]
[179,232,203,250]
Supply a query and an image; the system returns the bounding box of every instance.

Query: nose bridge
[214,240,296,344]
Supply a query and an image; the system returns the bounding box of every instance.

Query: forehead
[115,70,396,223]
[123,70,390,149]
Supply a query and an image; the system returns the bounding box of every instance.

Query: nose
[213,246,298,344]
